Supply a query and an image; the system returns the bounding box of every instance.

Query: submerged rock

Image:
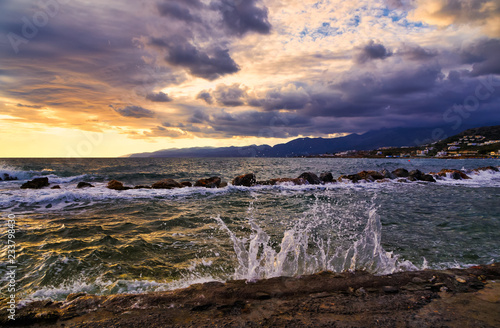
[180,181,192,187]
[152,179,183,189]
[51,185,61,189]
[319,172,335,183]
[21,177,50,189]
[232,173,256,187]
[77,182,94,188]
[392,168,409,178]
[298,172,321,185]
[195,177,222,188]
[474,166,499,172]
[2,173,18,181]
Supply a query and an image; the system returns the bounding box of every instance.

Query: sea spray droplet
[214,196,417,281]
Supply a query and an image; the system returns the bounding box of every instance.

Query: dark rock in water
[408,170,423,181]
[51,185,61,189]
[319,172,335,183]
[77,182,94,188]
[152,179,183,189]
[258,178,306,185]
[107,180,128,190]
[180,181,192,187]
[357,170,384,181]
[474,166,499,172]
[338,174,361,183]
[21,177,50,189]
[232,173,256,187]
[134,185,152,189]
[2,173,18,181]
[437,169,471,180]
[420,174,436,182]
[45,203,52,209]
[219,181,228,188]
[381,169,396,179]
[195,177,221,188]
[298,172,321,185]
[408,170,435,182]
[392,168,409,177]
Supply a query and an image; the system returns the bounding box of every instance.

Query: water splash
[215,196,416,281]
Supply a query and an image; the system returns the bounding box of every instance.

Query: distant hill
[427,125,500,155]
[129,125,483,158]
[439,125,500,143]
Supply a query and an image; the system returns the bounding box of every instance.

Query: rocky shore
[2,264,499,327]
[13,166,499,190]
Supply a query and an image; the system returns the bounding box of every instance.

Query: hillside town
[310,127,500,159]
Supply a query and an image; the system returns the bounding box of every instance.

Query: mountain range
[129,125,484,158]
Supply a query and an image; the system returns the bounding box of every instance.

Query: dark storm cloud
[237,58,500,135]
[113,105,156,118]
[355,40,392,64]
[188,109,211,123]
[208,110,311,137]
[210,0,272,36]
[212,84,247,106]
[397,44,438,61]
[146,92,172,102]
[147,0,273,80]
[197,91,214,104]
[156,1,202,22]
[460,39,500,76]
[248,86,311,111]
[151,36,240,80]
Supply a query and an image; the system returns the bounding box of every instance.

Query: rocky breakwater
[19,166,497,191]
[105,177,228,191]
[2,263,499,328]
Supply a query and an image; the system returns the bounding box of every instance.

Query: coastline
[3,264,499,327]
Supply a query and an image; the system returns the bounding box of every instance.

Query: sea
[0,157,499,304]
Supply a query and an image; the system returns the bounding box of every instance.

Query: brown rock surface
[232,173,256,187]
[194,177,222,188]
[3,264,499,328]
[152,179,183,189]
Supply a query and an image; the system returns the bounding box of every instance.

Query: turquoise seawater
[0,158,499,302]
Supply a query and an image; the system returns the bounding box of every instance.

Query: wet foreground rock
[107,180,132,190]
[20,177,50,189]
[152,179,183,189]
[195,176,222,188]
[232,173,256,187]
[3,263,499,327]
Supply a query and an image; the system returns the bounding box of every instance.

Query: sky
[0,0,499,157]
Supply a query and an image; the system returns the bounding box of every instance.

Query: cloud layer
[0,0,499,154]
